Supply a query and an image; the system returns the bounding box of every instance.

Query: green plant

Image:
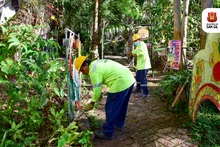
[88,115,102,130]
[0,24,68,146]
[8,121,24,141]
[49,107,65,131]
[158,70,192,113]
[49,121,93,147]
[0,132,8,147]
[78,131,94,147]
[160,70,192,100]
[184,101,220,147]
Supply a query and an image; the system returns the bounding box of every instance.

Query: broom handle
[171,75,190,108]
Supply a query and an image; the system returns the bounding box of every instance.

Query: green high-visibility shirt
[132,41,151,70]
[89,59,135,102]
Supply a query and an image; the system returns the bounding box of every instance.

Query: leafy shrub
[159,70,192,106]
[0,24,91,146]
[184,101,220,146]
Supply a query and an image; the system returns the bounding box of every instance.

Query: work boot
[95,130,113,140]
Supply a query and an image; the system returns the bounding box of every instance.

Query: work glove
[75,101,81,110]
[84,100,95,111]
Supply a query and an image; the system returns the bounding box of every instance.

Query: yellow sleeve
[90,72,103,102]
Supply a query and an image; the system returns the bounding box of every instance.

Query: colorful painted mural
[190,33,220,123]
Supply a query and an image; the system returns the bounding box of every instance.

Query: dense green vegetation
[159,71,220,146]
[185,101,220,146]
[50,0,203,54]
[0,24,93,146]
[0,0,219,146]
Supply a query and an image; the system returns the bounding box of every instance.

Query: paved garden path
[92,83,197,147]
[91,56,197,147]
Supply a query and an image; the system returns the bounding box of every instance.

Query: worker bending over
[74,56,135,140]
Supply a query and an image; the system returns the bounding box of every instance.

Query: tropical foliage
[0,0,219,146]
[0,24,92,146]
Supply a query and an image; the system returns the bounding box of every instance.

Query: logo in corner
[207,12,217,22]
[202,8,220,33]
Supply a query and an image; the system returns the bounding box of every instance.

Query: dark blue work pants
[136,69,149,95]
[103,84,134,138]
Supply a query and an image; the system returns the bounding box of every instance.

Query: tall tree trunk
[181,0,189,47]
[173,0,182,71]
[181,0,190,69]
[200,0,213,49]
[91,0,99,59]
[173,0,181,40]
[128,18,135,65]
[98,0,103,59]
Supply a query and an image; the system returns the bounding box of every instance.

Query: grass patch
[183,101,220,147]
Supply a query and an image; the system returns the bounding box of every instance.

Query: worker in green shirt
[74,56,135,140]
[128,33,151,98]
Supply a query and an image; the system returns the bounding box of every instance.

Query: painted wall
[189,33,220,123]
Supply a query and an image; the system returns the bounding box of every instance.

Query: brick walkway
[88,56,197,147]
[91,82,197,147]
